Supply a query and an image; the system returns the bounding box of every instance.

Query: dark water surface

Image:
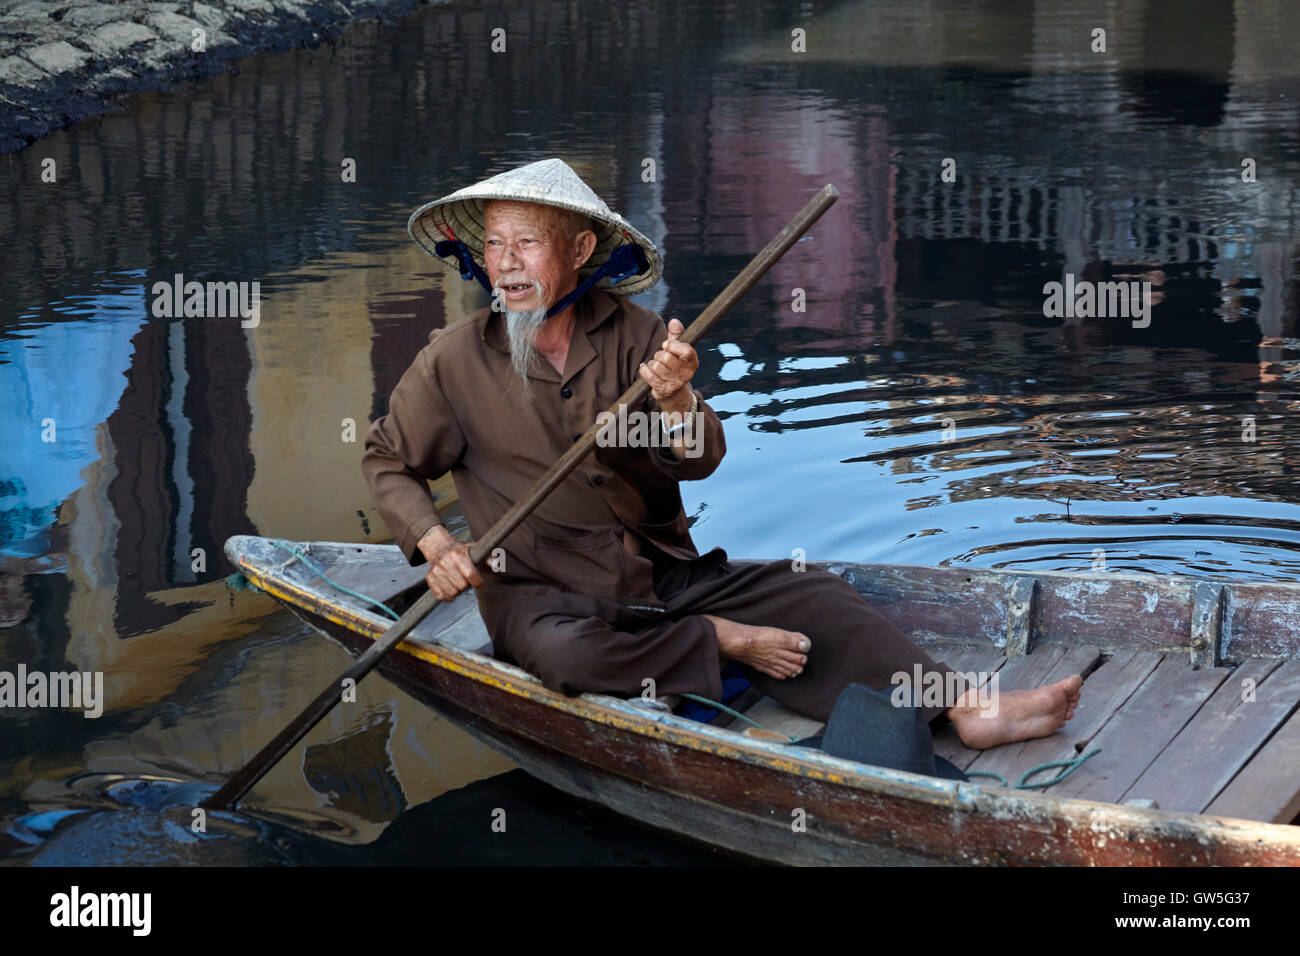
[3,0,1300,863]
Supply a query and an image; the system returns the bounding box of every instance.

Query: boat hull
[279,601,1300,867]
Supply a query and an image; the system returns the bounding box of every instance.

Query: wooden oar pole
[204,183,839,811]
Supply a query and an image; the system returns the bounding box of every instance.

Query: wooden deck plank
[1206,703,1300,824]
[1122,659,1300,814]
[934,644,1072,771]
[741,695,826,742]
[930,644,1009,675]
[964,647,1147,785]
[1047,655,1230,804]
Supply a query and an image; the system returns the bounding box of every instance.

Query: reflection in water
[2,0,1300,862]
[13,770,727,866]
[0,276,145,560]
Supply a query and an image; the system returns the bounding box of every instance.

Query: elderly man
[363,158,1080,750]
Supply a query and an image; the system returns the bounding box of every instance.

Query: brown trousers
[491,547,963,726]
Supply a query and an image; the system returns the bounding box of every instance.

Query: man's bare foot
[703,614,809,680]
[946,674,1083,750]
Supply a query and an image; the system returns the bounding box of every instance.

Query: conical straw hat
[408,158,662,297]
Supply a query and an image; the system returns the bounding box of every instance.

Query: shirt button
[560,386,573,399]
[591,475,604,486]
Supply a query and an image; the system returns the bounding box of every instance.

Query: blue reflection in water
[0,274,147,557]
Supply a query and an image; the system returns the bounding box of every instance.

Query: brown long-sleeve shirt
[362,288,726,635]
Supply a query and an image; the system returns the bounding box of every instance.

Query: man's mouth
[499,279,538,300]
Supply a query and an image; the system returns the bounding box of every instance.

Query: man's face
[482,200,585,312]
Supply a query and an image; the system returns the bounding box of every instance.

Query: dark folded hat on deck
[796,682,968,782]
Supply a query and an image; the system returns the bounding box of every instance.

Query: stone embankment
[0,0,433,153]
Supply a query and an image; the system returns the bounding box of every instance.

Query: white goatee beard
[502,279,549,393]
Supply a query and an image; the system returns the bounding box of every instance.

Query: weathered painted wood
[1189,581,1224,669]
[264,540,493,654]
[312,545,427,603]
[238,539,413,610]
[1122,660,1300,814]
[1221,582,1300,660]
[1032,574,1192,652]
[834,564,1261,656]
[1004,575,1037,657]
[1206,704,1300,824]
[451,692,957,865]
[1048,655,1230,805]
[830,565,1020,647]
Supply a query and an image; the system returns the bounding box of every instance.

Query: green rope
[966,747,1102,790]
[679,693,797,741]
[261,540,401,621]
[225,572,258,592]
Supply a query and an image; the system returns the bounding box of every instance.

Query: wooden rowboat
[224,534,1300,865]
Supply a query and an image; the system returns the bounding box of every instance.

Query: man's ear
[574,229,597,270]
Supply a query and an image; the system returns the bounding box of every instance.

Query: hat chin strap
[432,240,649,318]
